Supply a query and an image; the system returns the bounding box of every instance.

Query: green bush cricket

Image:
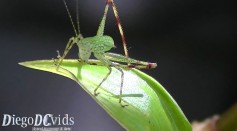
[57,0,157,107]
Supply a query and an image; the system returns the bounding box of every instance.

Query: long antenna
[63,0,78,36]
[109,0,129,57]
[76,0,80,34]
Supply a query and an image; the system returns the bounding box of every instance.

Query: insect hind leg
[104,52,157,69]
[108,0,129,57]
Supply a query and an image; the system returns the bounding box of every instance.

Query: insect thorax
[77,35,114,61]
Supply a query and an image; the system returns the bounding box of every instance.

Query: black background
[0,0,236,130]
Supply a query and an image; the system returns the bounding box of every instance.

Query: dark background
[0,0,236,130]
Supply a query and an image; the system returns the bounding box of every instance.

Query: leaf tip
[18,62,25,66]
[18,61,29,67]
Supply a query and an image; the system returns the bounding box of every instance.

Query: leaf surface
[19,59,191,131]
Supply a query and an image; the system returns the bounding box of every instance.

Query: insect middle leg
[93,65,128,107]
[94,66,112,96]
[93,53,128,106]
[114,66,128,107]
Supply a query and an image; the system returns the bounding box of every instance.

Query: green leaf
[19,59,191,131]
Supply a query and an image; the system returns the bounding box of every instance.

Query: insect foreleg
[57,37,76,69]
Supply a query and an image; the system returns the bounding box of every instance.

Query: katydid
[57,0,157,106]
